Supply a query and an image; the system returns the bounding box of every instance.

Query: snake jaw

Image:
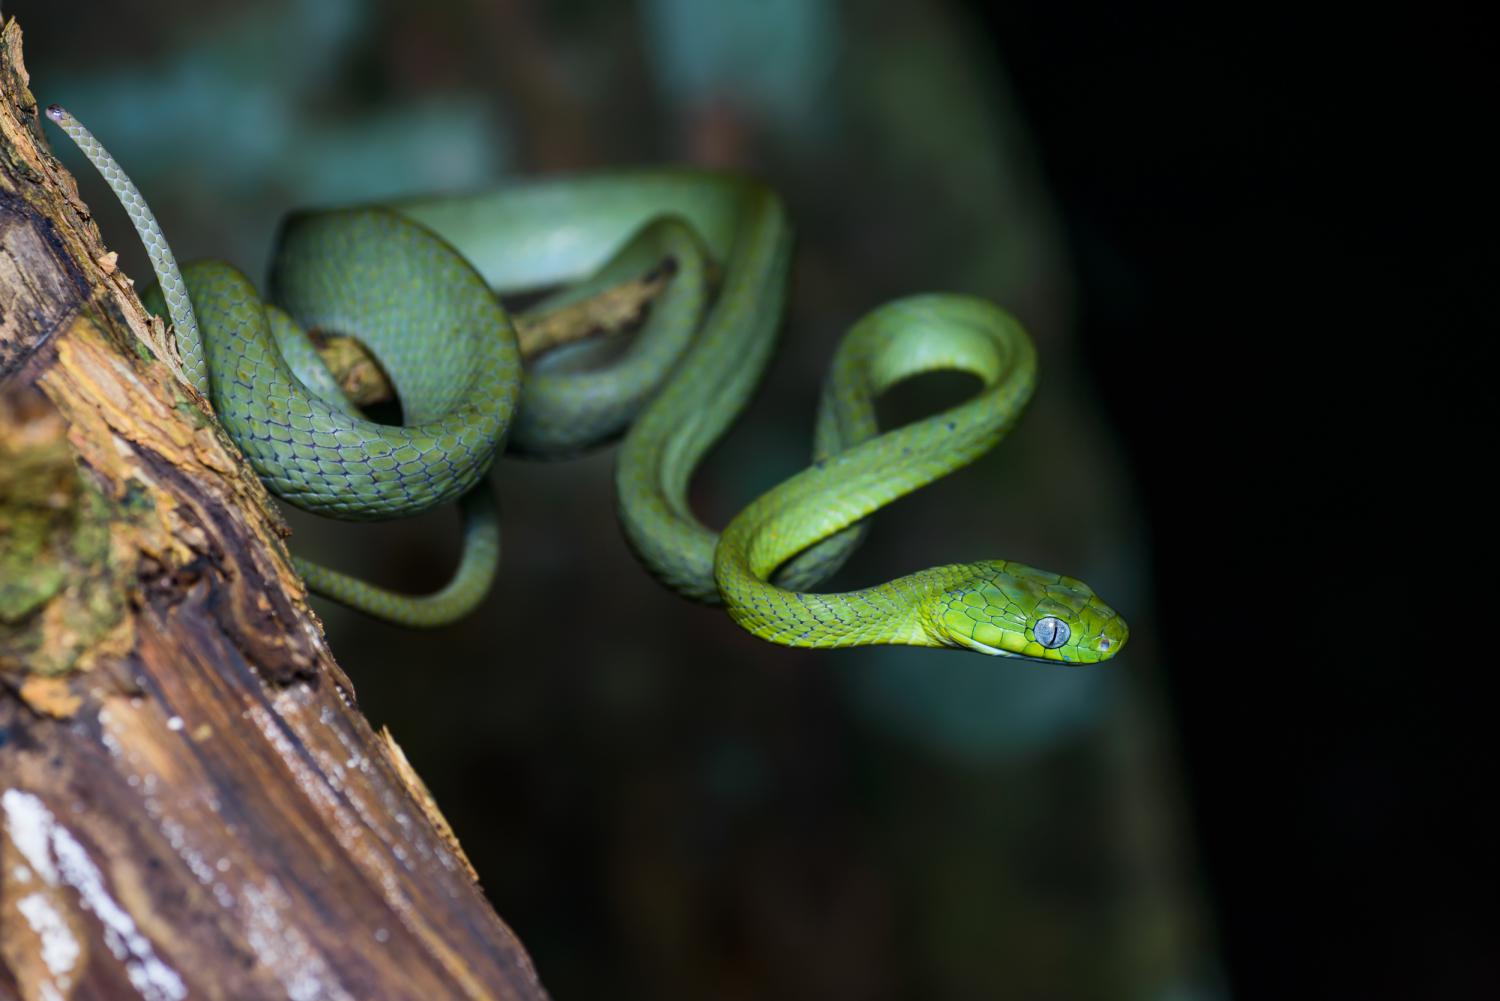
[949,632,1020,658]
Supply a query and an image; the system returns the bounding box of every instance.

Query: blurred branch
[0,18,547,1000]
[315,260,679,409]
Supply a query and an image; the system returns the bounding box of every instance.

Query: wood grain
[0,17,548,1000]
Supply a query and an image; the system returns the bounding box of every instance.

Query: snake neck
[714,481,948,650]
[716,554,936,649]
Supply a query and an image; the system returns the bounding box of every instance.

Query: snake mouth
[951,631,1103,664]
[951,633,1020,658]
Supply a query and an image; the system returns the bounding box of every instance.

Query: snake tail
[47,104,513,626]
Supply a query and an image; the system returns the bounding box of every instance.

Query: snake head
[922,560,1128,664]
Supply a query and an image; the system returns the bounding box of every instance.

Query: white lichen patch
[3,789,187,1001]
[97,707,156,798]
[16,891,79,986]
[241,880,356,1001]
[99,703,237,911]
[159,817,217,887]
[4,790,58,885]
[247,704,350,823]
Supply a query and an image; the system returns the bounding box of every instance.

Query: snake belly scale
[46,104,1127,662]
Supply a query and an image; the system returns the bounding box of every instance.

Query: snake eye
[1034,616,1070,649]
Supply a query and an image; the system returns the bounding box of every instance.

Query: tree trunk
[0,17,547,1001]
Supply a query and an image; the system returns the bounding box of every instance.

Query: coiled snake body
[47,105,1127,663]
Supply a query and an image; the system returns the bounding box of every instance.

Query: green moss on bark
[0,429,128,676]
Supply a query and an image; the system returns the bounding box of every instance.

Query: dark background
[14,0,1487,997]
[966,1,1485,996]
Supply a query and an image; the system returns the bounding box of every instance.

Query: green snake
[47,104,1127,664]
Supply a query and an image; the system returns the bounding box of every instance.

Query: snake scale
[47,104,1127,664]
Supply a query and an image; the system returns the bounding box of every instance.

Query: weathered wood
[0,17,547,1000]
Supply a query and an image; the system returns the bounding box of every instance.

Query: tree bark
[0,17,547,1001]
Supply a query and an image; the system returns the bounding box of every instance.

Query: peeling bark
[0,17,547,1000]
